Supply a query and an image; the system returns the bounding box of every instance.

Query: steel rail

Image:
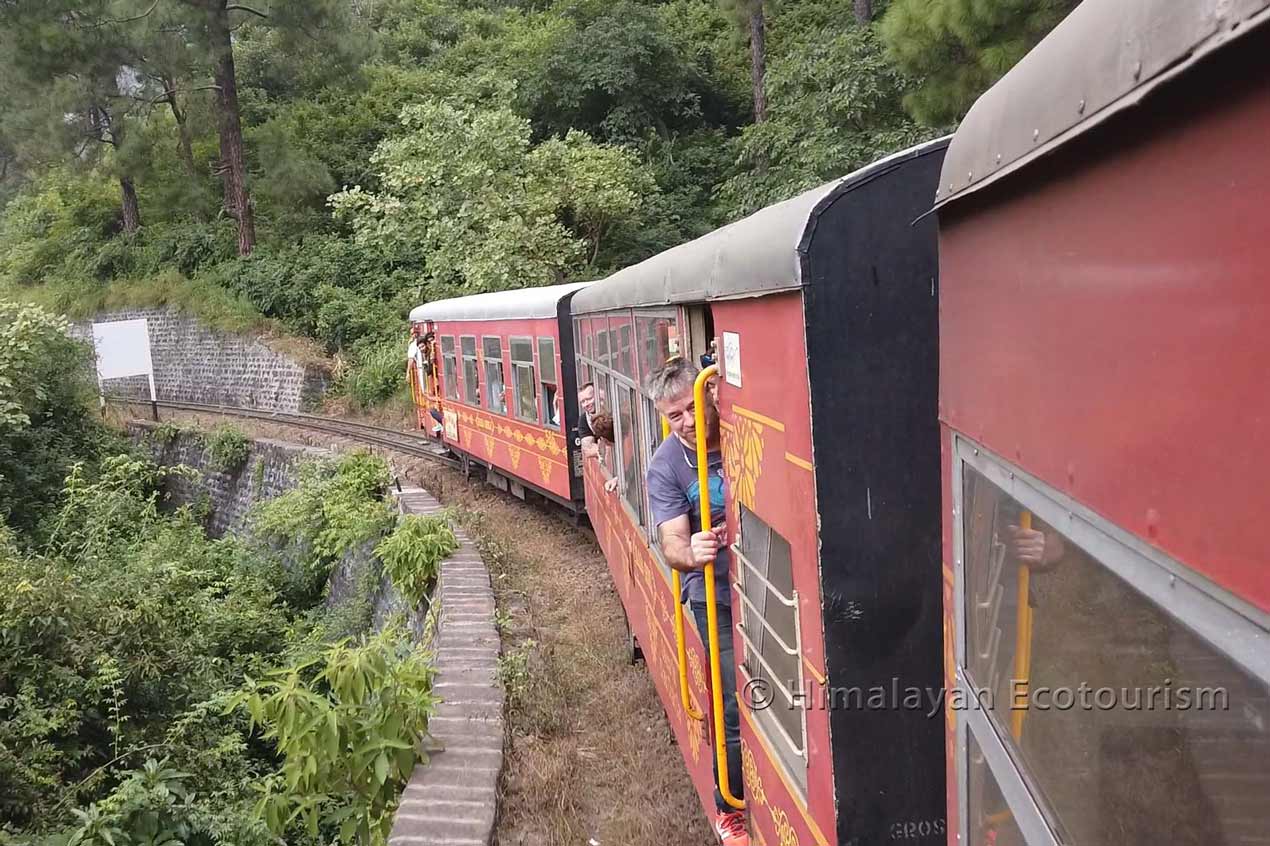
[103,396,461,468]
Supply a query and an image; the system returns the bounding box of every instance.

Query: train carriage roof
[571,137,950,314]
[937,0,1270,209]
[409,281,593,323]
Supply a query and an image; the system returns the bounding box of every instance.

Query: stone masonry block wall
[130,421,328,538]
[72,307,331,411]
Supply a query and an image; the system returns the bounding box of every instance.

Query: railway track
[104,396,462,469]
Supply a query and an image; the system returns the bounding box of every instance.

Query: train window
[960,462,1270,846]
[537,337,557,383]
[538,337,558,428]
[636,313,678,378]
[735,505,807,794]
[615,385,644,525]
[510,337,537,423]
[482,336,506,415]
[610,313,635,380]
[596,325,611,369]
[460,336,479,405]
[441,336,459,401]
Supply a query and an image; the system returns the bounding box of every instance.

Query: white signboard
[92,318,156,401]
[722,331,742,387]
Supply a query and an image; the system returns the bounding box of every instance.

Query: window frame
[441,335,459,401]
[482,335,506,415]
[509,335,537,424]
[537,336,559,429]
[460,335,480,406]
[952,436,1270,846]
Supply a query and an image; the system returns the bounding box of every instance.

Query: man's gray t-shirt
[647,434,731,605]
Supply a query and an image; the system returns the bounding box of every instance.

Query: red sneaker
[713,810,750,846]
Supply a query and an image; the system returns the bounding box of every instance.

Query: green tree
[719,13,929,215]
[881,0,1079,126]
[330,102,659,293]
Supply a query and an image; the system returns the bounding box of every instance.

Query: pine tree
[0,0,151,233]
[880,0,1079,126]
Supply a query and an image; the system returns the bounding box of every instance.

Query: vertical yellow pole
[1010,511,1034,741]
[668,412,703,721]
[695,365,744,810]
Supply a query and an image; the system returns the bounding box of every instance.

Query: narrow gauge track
[104,396,462,469]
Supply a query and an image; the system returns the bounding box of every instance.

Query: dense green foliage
[376,515,458,608]
[880,0,1080,125]
[0,0,1073,408]
[253,452,396,606]
[1,303,435,845]
[202,424,251,474]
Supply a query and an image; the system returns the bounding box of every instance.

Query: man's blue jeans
[690,599,745,813]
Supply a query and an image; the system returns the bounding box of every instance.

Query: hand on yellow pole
[694,366,744,810]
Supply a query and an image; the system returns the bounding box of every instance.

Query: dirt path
[143,410,713,846]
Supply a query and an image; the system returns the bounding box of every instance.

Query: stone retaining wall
[72,307,331,411]
[129,420,327,538]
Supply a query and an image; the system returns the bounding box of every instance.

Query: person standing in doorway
[645,357,747,846]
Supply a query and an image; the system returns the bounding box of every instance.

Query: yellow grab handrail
[695,365,744,810]
[666,413,704,722]
[1010,511,1034,741]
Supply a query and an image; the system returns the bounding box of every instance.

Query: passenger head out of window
[590,412,614,443]
[646,357,718,451]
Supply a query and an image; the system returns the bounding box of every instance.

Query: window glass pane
[538,337,557,383]
[461,337,479,405]
[463,357,480,405]
[443,349,458,401]
[485,359,506,413]
[962,464,1270,846]
[441,336,455,354]
[608,313,635,379]
[616,386,643,524]
[967,731,1022,846]
[596,326,611,368]
[510,337,533,363]
[542,383,559,428]
[514,363,536,422]
[637,313,679,379]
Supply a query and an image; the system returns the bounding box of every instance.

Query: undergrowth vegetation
[376,515,458,608]
[0,302,450,846]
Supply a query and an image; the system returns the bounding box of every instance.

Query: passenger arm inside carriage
[1009,519,1065,570]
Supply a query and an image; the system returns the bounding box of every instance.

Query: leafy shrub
[204,424,252,473]
[229,627,437,845]
[338,336,409,411]
[252,452,395,604]
[376,515,458,608]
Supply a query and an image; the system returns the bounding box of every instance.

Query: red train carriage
[934,2,1270,845]
[410,282,593,511]
[571,138,950,846]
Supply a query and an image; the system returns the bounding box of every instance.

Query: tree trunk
[163,78,198,180]
[748,0,768,124]
[853,0,872,24]
[119,175,142,234]
[207,0,255,255]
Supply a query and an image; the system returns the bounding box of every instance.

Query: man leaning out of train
[576,381,600,458]
[645,357,748,846]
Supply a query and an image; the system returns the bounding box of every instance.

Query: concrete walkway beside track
[389,486,504,846]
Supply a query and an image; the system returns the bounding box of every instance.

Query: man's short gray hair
[645,357,699,404]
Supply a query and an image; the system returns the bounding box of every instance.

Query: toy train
[408,2,1270,843]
